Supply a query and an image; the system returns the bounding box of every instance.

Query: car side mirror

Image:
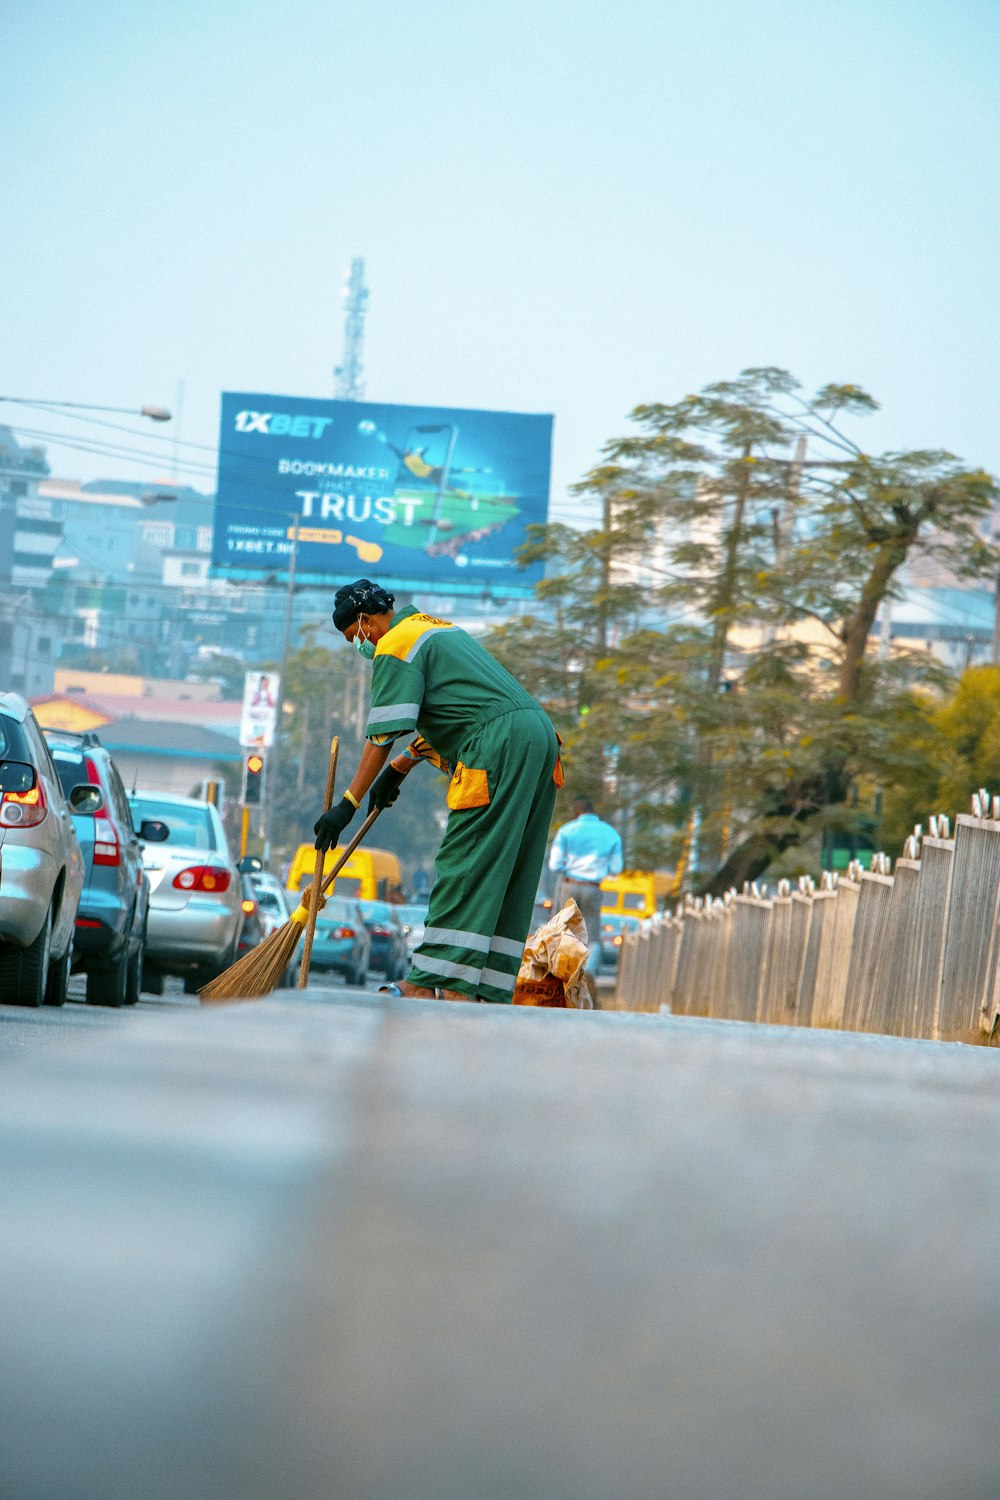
[236,855,263,874]
[139,819,170,843]
[68,784,104,814]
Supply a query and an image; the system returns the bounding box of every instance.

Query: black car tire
[44,944,71,1007]
[87,950,128,1008]
[124,923,144,1006]
[143,967,164,996]
[0,906,52,1008]
[353,959,369,987]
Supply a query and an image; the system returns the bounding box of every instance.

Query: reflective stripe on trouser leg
[409,709,559,1002]
[480,725,560,1002]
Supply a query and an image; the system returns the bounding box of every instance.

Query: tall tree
[488,370,998,893]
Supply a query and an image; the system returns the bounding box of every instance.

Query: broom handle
[318,806,381,897]
[298,736,340,989]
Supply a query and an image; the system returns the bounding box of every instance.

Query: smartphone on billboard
[392,424,458,546]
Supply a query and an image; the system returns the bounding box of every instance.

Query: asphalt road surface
[2,981,998,1500]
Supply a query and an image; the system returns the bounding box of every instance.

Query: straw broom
[200,807,381,1003]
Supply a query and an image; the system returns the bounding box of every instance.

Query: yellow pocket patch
[447,763,490,810]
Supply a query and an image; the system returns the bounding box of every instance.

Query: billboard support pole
[240,806,250,859]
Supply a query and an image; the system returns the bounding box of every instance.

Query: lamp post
[0,397,172,422]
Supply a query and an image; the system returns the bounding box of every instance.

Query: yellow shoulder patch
[375,613,455,662]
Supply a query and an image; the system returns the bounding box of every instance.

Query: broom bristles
[200,808,382,1004]
[199,915,306,1003]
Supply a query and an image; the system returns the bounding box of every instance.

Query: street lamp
[0,397,172,422]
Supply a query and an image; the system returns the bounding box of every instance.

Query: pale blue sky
[4,0,999,522]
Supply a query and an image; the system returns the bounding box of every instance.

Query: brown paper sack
[514,898,593,1009]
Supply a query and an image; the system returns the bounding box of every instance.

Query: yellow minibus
[600,871,659,921]
[286,843,403,903]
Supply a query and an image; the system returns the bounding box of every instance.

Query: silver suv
[0,693,87,1006]
[127,790,243,994]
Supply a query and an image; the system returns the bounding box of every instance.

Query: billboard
[213,393,553,593]
[239,670,280,748]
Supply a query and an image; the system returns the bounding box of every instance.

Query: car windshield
[50,752,89,797]
[254,889,284,911]
[603,915,640,934]
[398,904,428,924]
[320,897,358,922]
[130,798,216,850]
[362,900,394,920]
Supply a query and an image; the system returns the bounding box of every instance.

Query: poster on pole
[212,393,553,595]
[239,671,280,748]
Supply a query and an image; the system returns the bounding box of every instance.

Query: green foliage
[187,652,250,698]
[881,668,1000,848]
[486,368,999,894]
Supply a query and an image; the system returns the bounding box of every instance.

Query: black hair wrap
[332,578,396,631]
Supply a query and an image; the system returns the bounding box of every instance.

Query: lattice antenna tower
[334,257,369,401]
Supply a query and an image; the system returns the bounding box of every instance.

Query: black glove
[313,796,356,852]
[368,762,406,815]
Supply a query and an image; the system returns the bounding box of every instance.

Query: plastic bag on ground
[514,898,593,1009]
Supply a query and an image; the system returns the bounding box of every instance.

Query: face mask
[353,627,375,660]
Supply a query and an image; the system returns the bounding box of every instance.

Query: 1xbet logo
[234,410,332,438]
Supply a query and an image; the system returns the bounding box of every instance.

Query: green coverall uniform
[366,605,561,1003]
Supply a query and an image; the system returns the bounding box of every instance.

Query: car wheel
[44,944,71,1007]
[353,960,369,987]
[0,906,52,1008]
[143,967,165,996]
[124,925,144,1006]
[87,950,128,1008]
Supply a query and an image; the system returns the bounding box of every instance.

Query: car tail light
[613,935,624,946]
[84,755,120,866]
[172,865,231,893]
[76,917,102,929]
[0,776,47,828]
[331,925,355,939]
[369,924,391,937]
[241,897,257,915]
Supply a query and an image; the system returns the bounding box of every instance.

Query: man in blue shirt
[548,797,623,974]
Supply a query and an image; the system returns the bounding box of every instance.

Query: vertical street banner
[213,393,553,593]
[239,671,280,748]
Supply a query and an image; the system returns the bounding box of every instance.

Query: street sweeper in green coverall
[313,579,563,1003]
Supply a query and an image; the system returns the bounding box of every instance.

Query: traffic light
[243,752,265,806]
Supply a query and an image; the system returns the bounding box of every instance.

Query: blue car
[357,899,408,981]
[307,894,371,985]
[45,730,149,1007]
[599,912,640,971]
